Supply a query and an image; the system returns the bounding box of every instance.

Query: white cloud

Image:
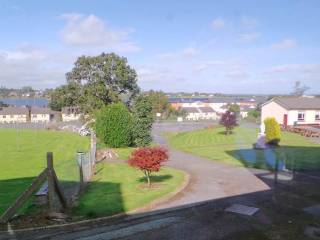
[241,16,259,29]
[238,32,260,43]
[157,47,198,60]
[59,13,140,52]
[211,18,225,29]
[0,45,69,89]
[266,63,320,74]
[271,39,297,50]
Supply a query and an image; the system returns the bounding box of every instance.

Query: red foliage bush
[128,146,169,186]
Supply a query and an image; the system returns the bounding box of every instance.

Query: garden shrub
[95,103,134,148]
[264,117,281,145]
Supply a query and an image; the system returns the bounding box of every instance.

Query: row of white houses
[0,106,81,123]
[182,107,218,121]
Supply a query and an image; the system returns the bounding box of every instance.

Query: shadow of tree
[137,174,173,183]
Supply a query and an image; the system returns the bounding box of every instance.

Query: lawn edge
[0,169,190,233]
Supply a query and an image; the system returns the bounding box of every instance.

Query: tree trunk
[144,170,151,188]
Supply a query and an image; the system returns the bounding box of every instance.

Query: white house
[62,106,82,122]
[240,105,256,118]
[261,97,320,127]
[30,107,57,123]
[182,107,217,121]
[0,106,29,123]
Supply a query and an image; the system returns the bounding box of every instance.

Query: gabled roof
[181,107,200,113]
[31,107,55,114]
[263,97,320,110]
[62,106,81,114]
[198,107,215,113]
[0,106,29,115]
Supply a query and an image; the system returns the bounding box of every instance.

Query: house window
[298,112,305,121]
[10,115,14,118]
[33,114,37,118]
[316,112,320,121]
[2,115,6,118]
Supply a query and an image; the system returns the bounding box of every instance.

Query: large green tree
[132,95,154,147]
[66,53,140,113]
[146,90,170,118]
[49,83,81,111]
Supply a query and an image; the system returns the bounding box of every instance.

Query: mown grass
[0,129,90,215]
[167,126,320,170]
[72,163,185,217]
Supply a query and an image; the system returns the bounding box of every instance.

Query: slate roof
[62,106,81,114]
[0,106,29,115]
[265,97,320,110]
[181,107,200,113]
[198,107,215,113]
[31,107,55,114]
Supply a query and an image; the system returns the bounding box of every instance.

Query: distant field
[167,126,320,171]
[0,129,90,215]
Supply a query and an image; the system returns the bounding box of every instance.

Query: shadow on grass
[137,174,173,183]
[226,145,320,173]
[0,177,124,220]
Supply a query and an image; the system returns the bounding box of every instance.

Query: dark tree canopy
[65,52,140,113]
[146,90,170,118]
[49,83,81,111]
[132,95,154,147]
[220,111,237,135]
[291,81,309,96]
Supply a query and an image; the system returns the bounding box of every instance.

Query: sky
[0,0,319,94]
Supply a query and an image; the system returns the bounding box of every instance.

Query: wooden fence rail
[0,152,67,223]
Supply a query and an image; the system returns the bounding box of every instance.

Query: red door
[283,114,288,127]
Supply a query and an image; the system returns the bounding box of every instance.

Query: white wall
[0,114,27,123]
[261,101,288,124]
[31,114,50,123]
[288,110,320,125]
[62,113,81,122]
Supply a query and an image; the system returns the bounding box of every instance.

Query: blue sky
[0,0,319,94]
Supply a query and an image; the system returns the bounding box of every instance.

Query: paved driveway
[152,123,269,210]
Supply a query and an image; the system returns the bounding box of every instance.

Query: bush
[132,95,154,147]
[128,147,168,187]
[95,103,134,148]
[264,117,281,145]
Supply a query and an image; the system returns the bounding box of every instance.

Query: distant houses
[169,96,264,120]
[182,107,218,121]
[61,106,82,122]
[0,106,29,123]
[30,107,59,123]
[0,106,81,124]
[261,96,320,127]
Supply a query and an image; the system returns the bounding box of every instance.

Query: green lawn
[0,129,90,215]
[167,126,320,171]
[72,163,185,217]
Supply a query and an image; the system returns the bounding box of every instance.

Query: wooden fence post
[47,152,55,212]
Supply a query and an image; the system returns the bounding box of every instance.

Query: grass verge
[72,163,185,218]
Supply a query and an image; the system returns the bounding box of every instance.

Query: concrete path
[152,124,270,210]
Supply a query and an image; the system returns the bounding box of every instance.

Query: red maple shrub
[128,146,169,187]
[220,110,237,135]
